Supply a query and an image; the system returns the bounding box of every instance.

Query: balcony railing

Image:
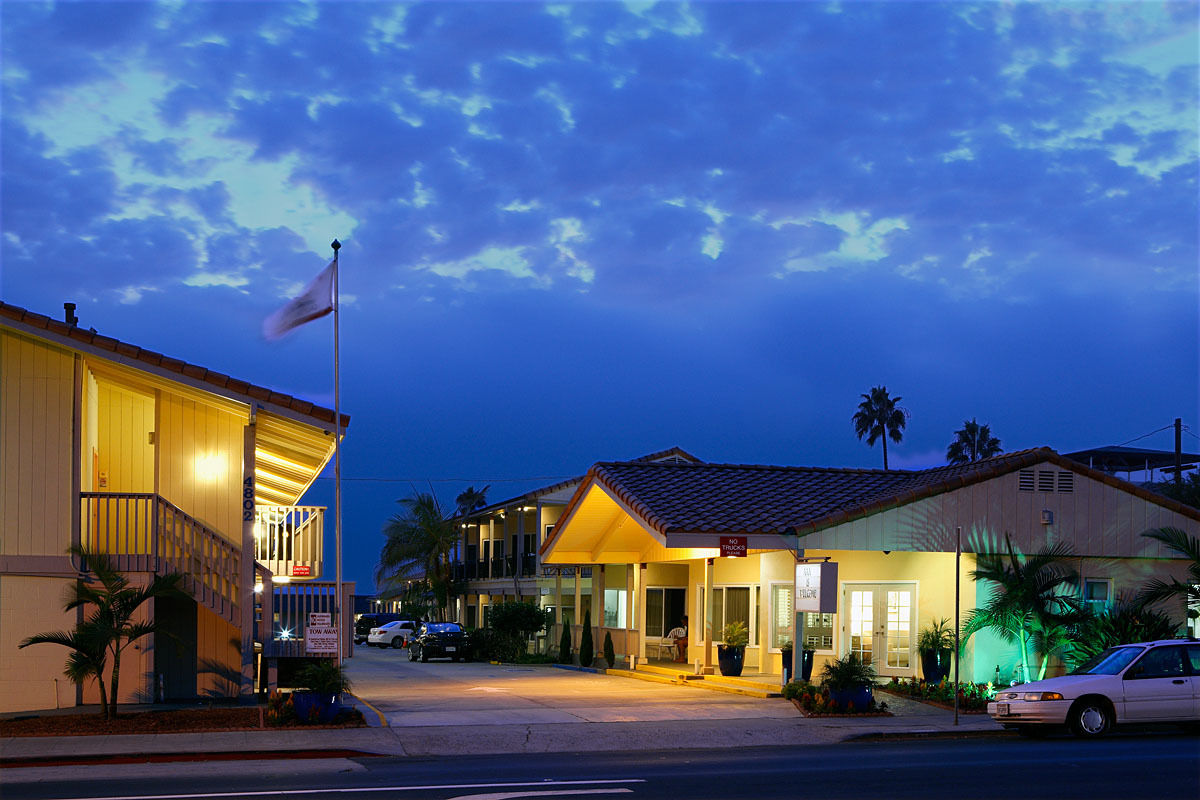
[254,505,324,580]
[80,492,241,625]
[451,553,543,581]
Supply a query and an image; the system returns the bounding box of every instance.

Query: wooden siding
[197,605,241,698]
[0,575,79,711]
[158,392,245,543]
[0,332,75,557]
[803,463,1198,559]
[95,381,154,493]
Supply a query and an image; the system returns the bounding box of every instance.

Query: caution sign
[305,626,338,654]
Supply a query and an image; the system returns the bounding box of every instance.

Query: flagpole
[331,238,343,664]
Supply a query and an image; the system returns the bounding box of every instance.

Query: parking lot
[345,644,797,728]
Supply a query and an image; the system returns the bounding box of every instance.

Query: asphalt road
[5,733,1197,800]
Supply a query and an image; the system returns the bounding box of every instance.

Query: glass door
[842,583,916,678]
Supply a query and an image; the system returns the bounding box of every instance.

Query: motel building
[536,452,1199,686]
[0,303,351,714]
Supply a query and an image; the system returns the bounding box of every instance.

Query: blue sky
[2,2,1197,593]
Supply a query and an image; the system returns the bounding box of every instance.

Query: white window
[770,583,792,650]
[697,585,756,644]
[1083,578,1112,613]
[603,588,627,628]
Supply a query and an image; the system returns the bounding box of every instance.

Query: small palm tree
[946,418,1003,465]
[20,547,186,719]
[852,386,908,469]
[962,535,1079,682]
[1137,526,1200,634]
[378,492,460,622]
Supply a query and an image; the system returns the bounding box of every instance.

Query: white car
[988,639,1200,738]
[367,620,416,648]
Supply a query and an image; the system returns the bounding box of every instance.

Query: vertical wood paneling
[159,393,241,543]
[0,332,74,557]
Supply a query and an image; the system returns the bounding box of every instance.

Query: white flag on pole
[263,260,335,340]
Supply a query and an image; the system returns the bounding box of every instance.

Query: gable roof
[1,301,348,431]
[457,446,703,518]
[542,447,1200,553]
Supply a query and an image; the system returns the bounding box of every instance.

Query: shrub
[820,652,877,691]
[917,617,955,654]
[721,620,749,648]
[557,621,573,664]
[466,627,522,663]
[603,631,616,668]
[578,609,594,667]
[265,691,296,726]
[297,659,352,695]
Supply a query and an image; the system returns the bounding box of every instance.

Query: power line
[1116,423,1177,447]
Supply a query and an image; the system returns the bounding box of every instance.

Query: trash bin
[801,649,815,682]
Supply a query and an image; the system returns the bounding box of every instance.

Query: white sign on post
[795,561,838,613]
[308,612,332,627]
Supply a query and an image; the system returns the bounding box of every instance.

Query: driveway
[346,646,797,728]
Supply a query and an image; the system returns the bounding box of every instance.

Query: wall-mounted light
[194,453,225,483]
[1041,510,1054,525]
[254,581,264,594]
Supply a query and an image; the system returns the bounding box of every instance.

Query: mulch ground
[0,707,366,737]
[874,686,988,714]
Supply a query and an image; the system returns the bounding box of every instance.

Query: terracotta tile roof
[0,301,349,429]
[575,447,1200,539]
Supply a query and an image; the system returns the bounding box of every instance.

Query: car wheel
[392,637,403,649]
[1068,697,1113,738]
[420,647,429,663]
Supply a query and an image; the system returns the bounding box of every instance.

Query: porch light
[254,582,264,594]
[194,453,226,483]
[271,575,292,584]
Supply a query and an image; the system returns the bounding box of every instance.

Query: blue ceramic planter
[717,645,745,677]
[828,685,872,712]
[291,692,342,724]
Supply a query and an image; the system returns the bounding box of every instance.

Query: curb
[845,728,1012,742]
[0,749,386,770]
[551,664,607,674]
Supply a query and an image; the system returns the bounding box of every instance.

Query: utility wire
[1116,423,1177,447]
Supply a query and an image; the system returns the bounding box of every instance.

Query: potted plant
[717,620,749,677]
[820,652,876,711]
[918,617,955,685]
[292,659,352,724]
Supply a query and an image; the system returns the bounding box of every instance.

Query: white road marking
[447,790,632,800]
[466,687,511,692]
[52,779,646,800]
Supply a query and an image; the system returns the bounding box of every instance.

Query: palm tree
[946,418,1003,465]
[20,547,186,719]
[961,534,1079,682]
[377,492,460,622]
[455,485,490,518]
[1137,526,1200,635]
[852,386,908,469]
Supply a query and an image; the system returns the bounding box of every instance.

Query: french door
[842,583,916,678]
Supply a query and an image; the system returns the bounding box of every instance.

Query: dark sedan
[408,622,466,662]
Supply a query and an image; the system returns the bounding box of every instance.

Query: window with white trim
[698,585,755,644]
[1082,578,1112,613]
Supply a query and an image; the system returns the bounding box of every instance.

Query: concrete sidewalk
[0,693,1005,764]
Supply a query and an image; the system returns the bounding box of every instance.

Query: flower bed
[877,677,993,713]
[0,702,365,738]
[782,680,892,717]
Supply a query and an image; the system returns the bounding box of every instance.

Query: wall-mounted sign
[720,536,748,558]
[308,612,331,627]
[795,561,838,613]
[304,626,337,654]
[291,564,312,577]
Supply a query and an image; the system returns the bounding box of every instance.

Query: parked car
[354,613,403,644]
[367,620,417,648]
[987,639,1200,738]
[408,622,466,662]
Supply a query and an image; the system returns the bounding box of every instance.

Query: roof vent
[1057,472,1074,493]
[1037,471,1055,492]
[1018,470,1035,491]
[64,302,78,326]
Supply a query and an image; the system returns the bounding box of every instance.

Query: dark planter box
[717,645,745,677]
[781,649,814,683]
[291,692,342,724]
[828,684,872,711]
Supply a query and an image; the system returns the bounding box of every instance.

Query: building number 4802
[242,476,255,521]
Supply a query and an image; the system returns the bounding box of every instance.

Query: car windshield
[425,623,462,633]
[1069,645,1144,675]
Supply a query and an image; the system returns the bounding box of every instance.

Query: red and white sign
[308,612,331,627]
[720,536,748,558]
[304,626,338,654]
[291,564,312,577]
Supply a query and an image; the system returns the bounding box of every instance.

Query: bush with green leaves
[819,652,877,691]
[603,631,616,668]
[297,659,352,695]
[721,620,749,648]
[557,621,573,664]
[578,609,594,667]
[917,617,955,654]
[1066,597,1179,667]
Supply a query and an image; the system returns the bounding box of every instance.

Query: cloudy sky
[2,2,1197,592]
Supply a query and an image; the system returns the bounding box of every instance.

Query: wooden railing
[254,504,323,580]
[80,492,240,625]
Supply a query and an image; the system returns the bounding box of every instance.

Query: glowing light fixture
[194,453,226,483]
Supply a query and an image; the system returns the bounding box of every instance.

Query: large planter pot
[801,649,815,682]
[781,649,793,683]
[828,684,872,712]
[717,645,745,677]
[291,691,342,724]
[921,649,952,684]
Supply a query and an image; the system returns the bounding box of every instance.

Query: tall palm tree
[961,535,1079,682]
[455,485,490,518]
[852,386,908,469]
[1137,526,1200,635]
[377,492,460,622]
[20,547,186,719]
[946,418,1003,465]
